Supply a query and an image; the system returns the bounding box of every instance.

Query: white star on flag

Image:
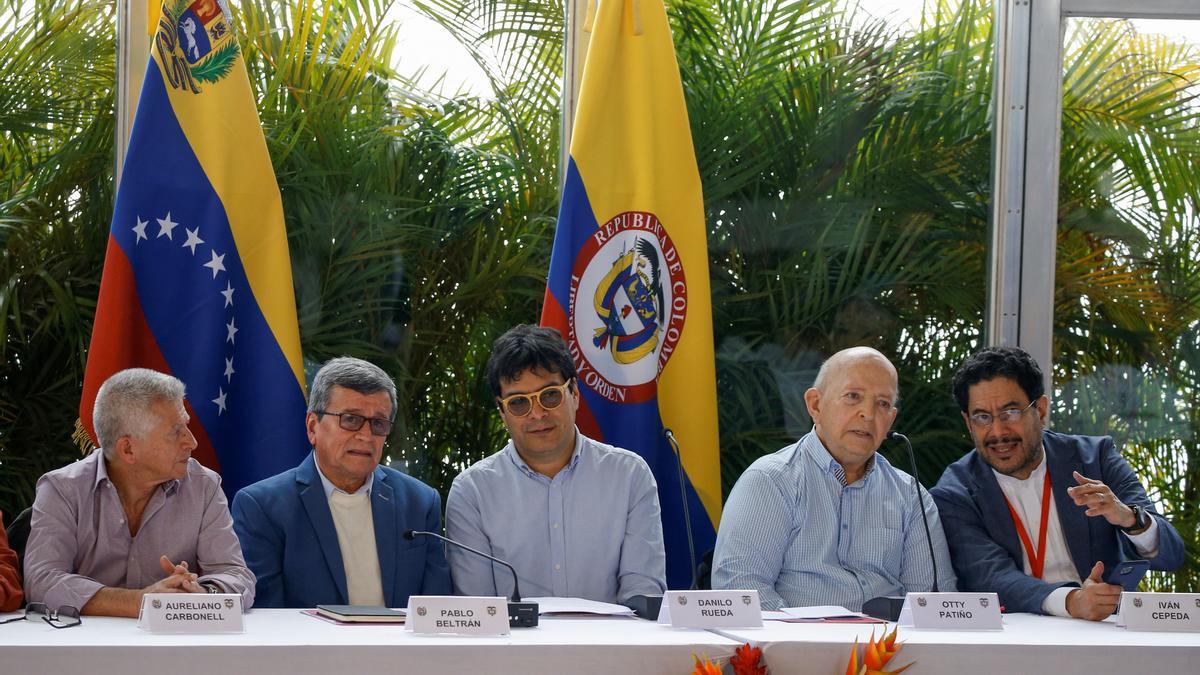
[204,250,226,278]
[226,317,238,344]
[221,282,235,307]
[224,357,235,382]
[132,217,149,243]
[182,227,205,255]
[213,388,227,414]
[156,212,179,240]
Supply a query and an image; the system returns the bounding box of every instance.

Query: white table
[717,613,1200,674]
[4,609,1198,674]
[0,609,737,674]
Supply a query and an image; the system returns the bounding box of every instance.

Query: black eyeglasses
[315,410,394,437]
[0,603,82,629]
[496,379,573,417]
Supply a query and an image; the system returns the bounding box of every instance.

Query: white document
[780,605,866,620]
[527,596,635,616]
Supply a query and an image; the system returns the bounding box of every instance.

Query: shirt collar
[803,429,877,486]
[314,452,374,499]
[505,427,585,478]
[92,448,181,495]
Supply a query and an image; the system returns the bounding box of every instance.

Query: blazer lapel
[372,467,397,605]
[297,456,349,603]
[968,454,1024,565]
[1045,435,1092,579]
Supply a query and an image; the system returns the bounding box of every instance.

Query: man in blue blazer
[932,346,1183,620]
[232,357,451,608]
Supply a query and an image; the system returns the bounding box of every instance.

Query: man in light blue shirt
[712,347,955,611]
[446,325,666,603]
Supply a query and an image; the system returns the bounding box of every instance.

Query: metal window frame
[989,0,1199,392]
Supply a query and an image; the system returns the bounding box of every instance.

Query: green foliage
[0,0,114,514]
[0,0,1197,591]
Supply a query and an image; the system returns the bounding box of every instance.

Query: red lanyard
[1002,471,1053,579]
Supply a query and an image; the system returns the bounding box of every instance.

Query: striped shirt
[712,430,955,610]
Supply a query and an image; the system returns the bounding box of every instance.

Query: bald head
[812,347,899,401]
[804,347,900,482]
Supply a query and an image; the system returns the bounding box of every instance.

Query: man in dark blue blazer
[931,347,1183,620]
[232,358,450,608]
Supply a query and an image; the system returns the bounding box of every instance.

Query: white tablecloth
[0,609,736,674]
[716,613,1200,674]
[3,609,1198,674]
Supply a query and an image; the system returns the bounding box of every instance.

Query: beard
[982,432,1044,478]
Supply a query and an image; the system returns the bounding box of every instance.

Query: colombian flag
[541,0,721,588]
[80,0,308,495]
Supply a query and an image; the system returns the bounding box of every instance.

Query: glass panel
[685,0,994,489]
[1055,17,1200,591]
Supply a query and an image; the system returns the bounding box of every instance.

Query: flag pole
[115,0,154,184]
[560,0,592,189]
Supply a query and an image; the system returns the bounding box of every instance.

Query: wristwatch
[199,581,221,594]
[1121,504,1149,533]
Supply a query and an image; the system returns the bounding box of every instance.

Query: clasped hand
[144,555,204,594]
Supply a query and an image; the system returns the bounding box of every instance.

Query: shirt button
[842,524,847,529]
[552,523,560,529]
[554,564,561,571]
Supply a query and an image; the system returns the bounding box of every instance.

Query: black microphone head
[402,529,416,540]
[887,431,904,441]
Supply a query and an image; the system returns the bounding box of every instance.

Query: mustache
[984,435,1022,447]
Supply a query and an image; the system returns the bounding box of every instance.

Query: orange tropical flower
[842,625,914,674]
[692,654,722,675]
[844,637,860,675]
[731,643,767,675]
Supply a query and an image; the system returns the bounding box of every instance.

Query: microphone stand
[663,428,699,590]
[404,529,539,627]
[862,431,940,621]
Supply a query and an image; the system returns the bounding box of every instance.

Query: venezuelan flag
[80,0,307,495]
[541,0,721,588]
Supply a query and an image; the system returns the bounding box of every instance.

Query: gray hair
[308,357,397,419]
[93,368,187,457]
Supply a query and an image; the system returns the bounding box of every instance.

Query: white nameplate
[1120,593,1200,632]
[906,592,1001,630]
[657,590,763,628]
[406,596,510,636]
[138,593,244,633]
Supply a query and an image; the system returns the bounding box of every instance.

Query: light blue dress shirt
[314,457,374,499]
[445,431,667,603]
[712,430,956,611]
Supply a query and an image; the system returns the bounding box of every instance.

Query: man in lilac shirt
[24,368,254,617]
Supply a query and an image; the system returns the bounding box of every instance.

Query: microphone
[664,428,699,590]
[862,431,941,622]
[403,529,538,627]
